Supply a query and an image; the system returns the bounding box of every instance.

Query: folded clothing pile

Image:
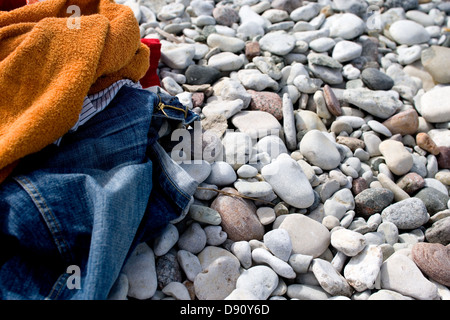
[0,0,198,299]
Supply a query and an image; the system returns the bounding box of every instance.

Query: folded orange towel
[0,0,149,183]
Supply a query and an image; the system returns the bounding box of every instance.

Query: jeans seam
[44,273,69,300]
[14,176,73,263]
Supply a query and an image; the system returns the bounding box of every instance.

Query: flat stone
[331,228,366,257]
[332,40,362,63]
[230,241,252,269]
[204,161,237,187]
[377,173,410,202]
[208,52,245,72]
[416,132,440,155]
[329,13,366,40]
[194,182,219,201]
[185,65,221,85]
[293,75,323,94]
[197,246,239,270]
[421,46,450,84]
[323,188,355,220]
[377,221,399,245]
[213,78,251,108]
[282,93,297,151]
[156,251,182,290]
[252,56,283,80]
[213,6,239,27]
[323,85,342,116]
[122,243,157,300]
[419,86,450,123]
[153,224,179,256]
[194,256,241,300]
[236,165,258,179]
[286,284,331,300]
[437,146,450,169]
[278,213,331,258]
[414,187,449,216]
[263,228,292,262]
[231,111,282,139]
[381,197,429,230]
[162,281,191,300]
[207,33,245,53]
[290,2,321,21]
[380,253,438,300]
[107,273,128,300]
[177,250,202,282]
[252,248,296,279]
[336,136,365,152]
[397,45,423,65]
[256,207,276,225]
[177,222,206,255]
[221,131,253,166]
[248,90,283,120]
[233,180,273,198]
[255,135,288,160]
[295,110,328,135]
[367,120,392,137]
[379,140,414,176]
[389,20,430,46]
[261,153,315,209]
[425,216,450,245]
[396,172,425,194]
[311,258,353,297]
[235,265,279,300]
[368,289,414,300]
[361,68,395,91]
[344,245,384,292]
[343,88,402,119]
[309,37,336,53]
[259,31,296,56]
[308,52,342,69]
[412,242,450,287]
[300,130,341,170]
[160,41,195,70]
[382,109,419,136]
[210,187,265,241]
[245,41,260,61]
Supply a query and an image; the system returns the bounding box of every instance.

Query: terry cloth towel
[0,0,150,183]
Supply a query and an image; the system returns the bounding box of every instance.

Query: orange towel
[0,0,149,183]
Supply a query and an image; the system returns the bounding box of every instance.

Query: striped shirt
[54,79,142,145]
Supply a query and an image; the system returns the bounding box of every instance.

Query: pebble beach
[109,0,450,300]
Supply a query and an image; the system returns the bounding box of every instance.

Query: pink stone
[416,132,440,155]
[437,146,450,169]
[412,242,450,287]
[323,85,342,116]
[191,92,204,108]
[382,109,419,136]
[210,187,264,241]
[352,177,368,196]
[245,41,260,62]
[248,90,283,120]
[396,172,425,194]
[336,136,365,151]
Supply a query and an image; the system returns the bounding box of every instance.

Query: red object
[0,0,27,11]
[140,38,162,88]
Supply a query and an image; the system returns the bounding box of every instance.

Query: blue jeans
[0,86,199,299]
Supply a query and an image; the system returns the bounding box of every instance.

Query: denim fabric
[0,86,199,300]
